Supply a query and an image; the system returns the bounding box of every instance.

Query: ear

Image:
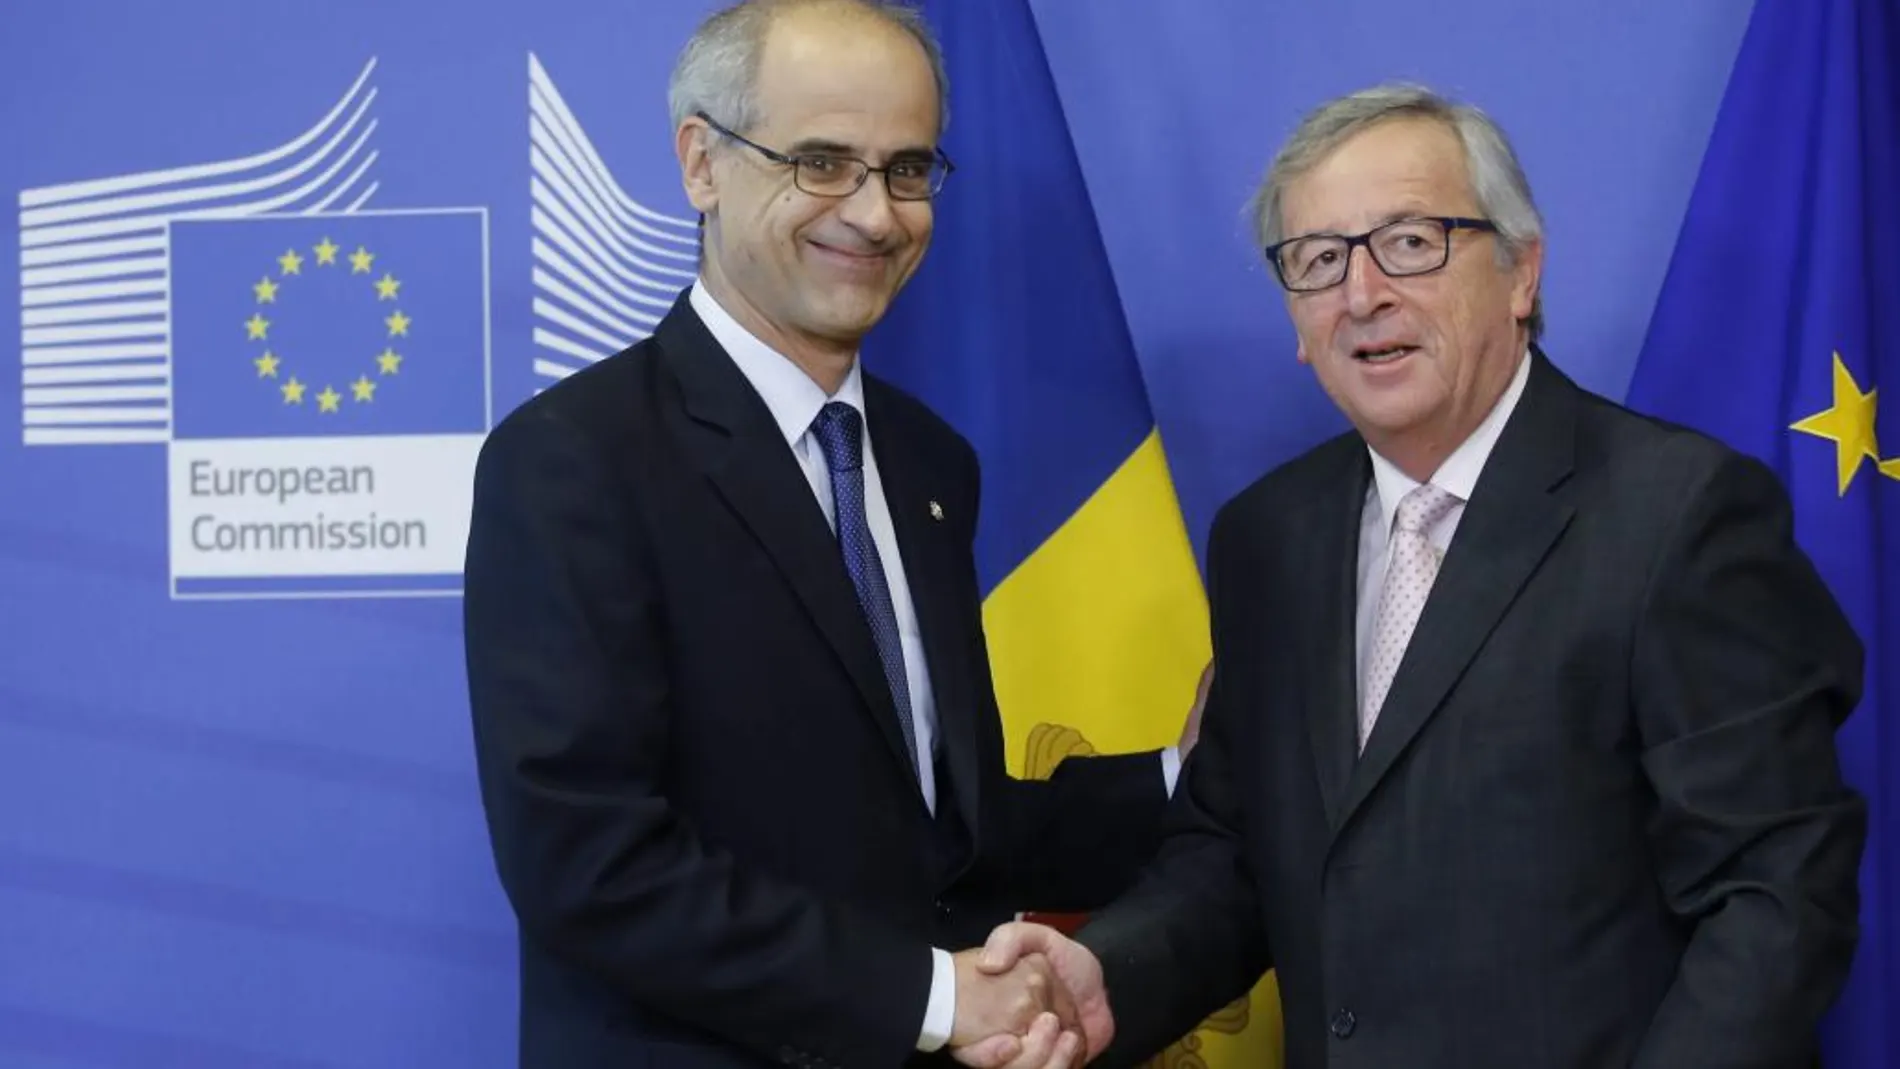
[1508,235,1544,323]
[677,118,719,215]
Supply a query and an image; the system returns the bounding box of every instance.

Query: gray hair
[1248,83,1545,340]
[667,0,950,137]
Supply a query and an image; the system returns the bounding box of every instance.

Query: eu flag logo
[170,211,488,440]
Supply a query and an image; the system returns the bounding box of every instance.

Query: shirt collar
[690,278,865,448]
[1367,347,1532,529]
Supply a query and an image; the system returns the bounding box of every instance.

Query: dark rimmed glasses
[1265,216,1498,292]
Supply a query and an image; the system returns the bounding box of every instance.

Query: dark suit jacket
[1078,351,1866,1069]
[462,294,1169,1069]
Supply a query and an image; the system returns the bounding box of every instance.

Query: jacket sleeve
[989,748,1172,912]
[1628,448,1866,1069]
[1073,503,1273,1066]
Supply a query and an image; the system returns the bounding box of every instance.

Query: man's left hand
[1179,660,1213,761]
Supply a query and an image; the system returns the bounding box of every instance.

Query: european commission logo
[165,210,490,597]
[15,54,701,600]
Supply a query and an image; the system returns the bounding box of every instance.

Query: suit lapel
[867,384,982,841]
[1334,352,1579,832]
[657,300,924,796]
[1303,444,1371,830]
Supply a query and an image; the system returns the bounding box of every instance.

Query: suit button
[935,899,952,921]
[1330,1008,1357,1039]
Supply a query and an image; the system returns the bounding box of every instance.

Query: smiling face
[1279,116,1541,475]
[678,2,939,367]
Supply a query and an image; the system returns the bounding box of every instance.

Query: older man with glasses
[978,82,1866,1069]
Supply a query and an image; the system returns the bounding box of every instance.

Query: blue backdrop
[10,2,1880,1067]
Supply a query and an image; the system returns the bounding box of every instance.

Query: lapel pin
[928,500,944,521]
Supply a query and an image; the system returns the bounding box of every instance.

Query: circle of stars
[246,235,408,414]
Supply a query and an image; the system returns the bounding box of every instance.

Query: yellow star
[377,348,403,375]
[253,276,279,303]
[317,386,342,413]
[245,313,270,340]
[385,309,411,337]
[351,375,377,403]
[278,249,304,276]
[350,247,375,274]
[1791,351,1880,496]
[375,273,401,300]
[1882,457,1900,482]
[282,377,306,404]
[314,237,340,266]
[254,351,280,378]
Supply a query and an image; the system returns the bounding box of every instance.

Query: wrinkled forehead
[1281,117,1476,236]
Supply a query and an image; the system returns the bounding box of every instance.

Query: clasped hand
[946,924,1111,1069]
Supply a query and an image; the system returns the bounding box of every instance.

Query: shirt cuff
[1161,745,1182,796]
[917,946,957,1051]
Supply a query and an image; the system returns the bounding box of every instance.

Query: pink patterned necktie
[1359,483,1460,752]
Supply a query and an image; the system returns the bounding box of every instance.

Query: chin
[816,293,890,330]
[1350,395,1439,437]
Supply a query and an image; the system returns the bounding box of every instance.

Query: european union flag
[170,211,489,440]
[1626,0,1898,1065]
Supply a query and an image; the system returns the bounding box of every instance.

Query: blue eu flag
[1626,0,1898,1065]
[169,211,490,440]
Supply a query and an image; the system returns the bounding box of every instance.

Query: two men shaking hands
[463,2,1868,1067]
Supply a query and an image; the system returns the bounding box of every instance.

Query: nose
[1340,242,1397,321]
[836,173,899,241]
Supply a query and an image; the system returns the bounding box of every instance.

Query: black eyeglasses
[696,111,954,201]
[1265,216,1498,292]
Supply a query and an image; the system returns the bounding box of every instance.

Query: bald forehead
[759,2,930,75]
[751,2,941,144]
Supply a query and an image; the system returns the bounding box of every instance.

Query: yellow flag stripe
[982,429,1209,762]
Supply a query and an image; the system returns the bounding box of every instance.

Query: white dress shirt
[691,280,1182,1053]
[1355,350,1532,686]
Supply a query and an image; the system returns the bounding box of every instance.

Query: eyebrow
[784,137,937,161]
[1290,208,1436,241]
[785,137,857,155]
[1371,208,1424,228]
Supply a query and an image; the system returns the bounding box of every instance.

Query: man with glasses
[461,2,1192,1068]
[976,83,1865,1069]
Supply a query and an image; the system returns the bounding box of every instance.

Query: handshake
[946,922,1109,1069]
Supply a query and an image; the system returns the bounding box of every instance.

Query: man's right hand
[947,948,1078,1067]
[977,923,1113,1058]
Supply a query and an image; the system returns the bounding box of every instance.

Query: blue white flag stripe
[527,54,696,386]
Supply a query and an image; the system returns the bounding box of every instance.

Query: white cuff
[1161,745,1182,796]
[917,946,957,1051]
